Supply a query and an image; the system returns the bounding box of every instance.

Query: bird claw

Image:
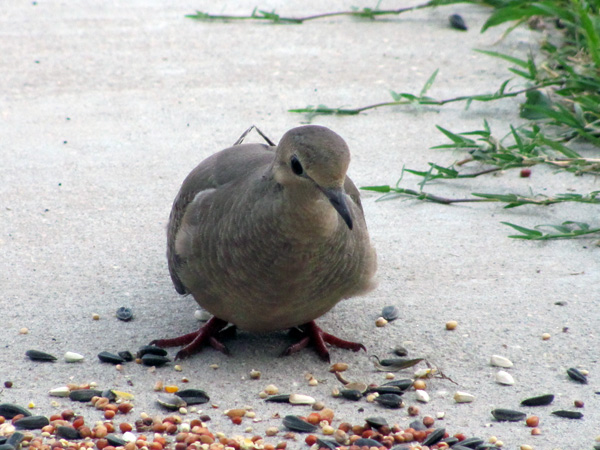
[283,321,365,362]
[152,317,231,359]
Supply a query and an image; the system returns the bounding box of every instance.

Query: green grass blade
[475,49,529,68]
[420,69,439,97]
[501,221,544,237]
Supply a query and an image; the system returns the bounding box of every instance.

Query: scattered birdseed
[495,370,515,386]
[445,320,458,330]
[174,365,183,372]
[542,332,551,340]
[375,317,388,327]
[250,369,261,380]
[264,384,279,395]
[19,327,29,334]
[92,313,100,320]
[490,355,513,368]
[454,391,475,403]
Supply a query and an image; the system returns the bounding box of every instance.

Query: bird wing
[167,143,274,295]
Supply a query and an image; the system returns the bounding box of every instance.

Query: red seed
[4,381,13,388]
[231,416,243,425]
[73,416,85,429]
[304,435,317,446]
[104,410,116,420]
[526,416,540,427]
[520,168,531,178]
[118,403,134,414]
[423,416,435,428]
[96,439,109,450]
[574,400,584,408]
[120,423,133,433]
[307,413,321,425]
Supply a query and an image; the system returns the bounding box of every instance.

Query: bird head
[273,125,353,229]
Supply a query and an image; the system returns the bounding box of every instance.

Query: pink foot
[282,321,366,362]
[150,317,231,359]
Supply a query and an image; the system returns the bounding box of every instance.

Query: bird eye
[290,155,304,176]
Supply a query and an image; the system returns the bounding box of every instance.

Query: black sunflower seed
[97,351,125,364]
[491,409,526,422]
[457,436,484,448]
[282,415,317,432]
[176,389,210,405]
[440,436,459,446]
[340,389,362,401]
[14,415,50,430]
[567,367,587,384]
[106,434,127,446]
[315,438,338,449]
[374,393,403,408]
[6,432,25,447]
[25,350,57,362]
[365,416,388,428]
[116,306,133,321]
[552,410,583,419]
[56,426,81,440]
[520,394,554,406]
[69,389,103,402]
[382,378,414,391]
[381,305,400,322]
[156,394,186,410]
[366,386,405,396]
[264,394,291,403]
[409,419,426,431]
[354,438,382,447]
[0,404,32,419]
[137,345,168,358]
[422,428,445,446]
[449,14,467,30]
[141,353,170,367]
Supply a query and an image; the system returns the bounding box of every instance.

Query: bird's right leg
[150,317,231,359]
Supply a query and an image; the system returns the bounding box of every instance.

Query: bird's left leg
[282,320,366,362]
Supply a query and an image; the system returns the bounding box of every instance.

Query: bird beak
[321,187,353,230]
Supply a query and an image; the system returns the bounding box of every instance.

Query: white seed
[308,378,318,386]
[289,394,316,405]
[194,309,212,321]
[174,365,183,372]
[375,317,388,327]
[49,386,70,397]
[366,393,378,403]
[454,391,475,403]
[415,390,430,403]
[520,445,533,450]
[265,427,279,436]
[123,432,137,443]
[19,327,29,335]
[249,369,261,380]
[542,332,551,340]
[64,352,84,363]
[385,373,395,380]
[490,355,513,368]
[495,370,515,385]
[436,411,445,419]
[264,384,279,395]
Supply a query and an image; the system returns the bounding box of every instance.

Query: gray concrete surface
[1,1,599,449]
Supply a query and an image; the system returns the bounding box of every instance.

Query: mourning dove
[152,125,377,361]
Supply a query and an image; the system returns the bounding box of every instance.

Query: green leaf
[361,185,391,193]
[475,49,529,68]
[435,125,477,146]
[420,69,439,97]
[501,221,544,237]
